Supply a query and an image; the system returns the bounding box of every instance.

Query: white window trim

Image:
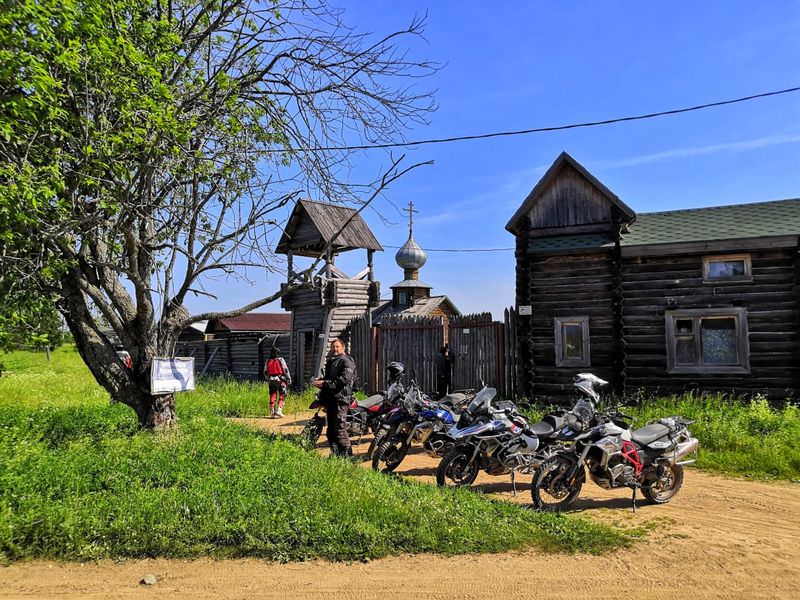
[554,316,591,368]
[702,254,752,284]
[665,308,750,374]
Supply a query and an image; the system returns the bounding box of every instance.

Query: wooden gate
[376,315,443,393]
[448,313,505,392]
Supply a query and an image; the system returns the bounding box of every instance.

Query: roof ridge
[639,196,800,217]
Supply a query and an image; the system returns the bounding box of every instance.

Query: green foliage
[0,348,626,561]
[627,393,800,480]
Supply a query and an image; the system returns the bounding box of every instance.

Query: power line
[268,85,800,152]
[383,245,513,252]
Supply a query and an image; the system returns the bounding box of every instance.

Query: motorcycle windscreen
[465,387,497,415]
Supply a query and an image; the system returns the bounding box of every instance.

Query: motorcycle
[370,392,460,473]
[435,386,539,489]
[435,373,609,490]
[300,362,407,450]
[531,409,699,511]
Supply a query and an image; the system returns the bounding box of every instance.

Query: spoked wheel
[436,448,479,487]
[643,463,684,504]
[531,454,584,512]
[366,426,393,462]
[371,438,410,473]
[299,418,324,450]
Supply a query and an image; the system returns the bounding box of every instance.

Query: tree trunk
[139,393,177,429]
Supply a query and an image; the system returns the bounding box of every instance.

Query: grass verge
[0,347,631,562]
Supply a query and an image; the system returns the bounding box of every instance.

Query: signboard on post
[151,357,196,394]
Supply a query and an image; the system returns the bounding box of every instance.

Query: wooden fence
[175,332,290,380]
[343,309,517,398]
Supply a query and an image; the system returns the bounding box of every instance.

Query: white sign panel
[151,357,195,394]
[518,305,532,315]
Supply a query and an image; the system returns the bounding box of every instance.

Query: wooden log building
[507,151,800,400]
[277,200,382,386]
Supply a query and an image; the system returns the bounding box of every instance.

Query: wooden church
[507,151,800,400]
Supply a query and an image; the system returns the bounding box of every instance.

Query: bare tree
[0,0,436,427]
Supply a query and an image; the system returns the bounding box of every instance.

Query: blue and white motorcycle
[435,374,610,489]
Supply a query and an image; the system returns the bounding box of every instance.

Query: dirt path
[2,414,798,600]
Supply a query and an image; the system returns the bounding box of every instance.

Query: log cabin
[506,152,800,400]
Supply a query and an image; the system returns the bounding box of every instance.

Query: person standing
[312,338,356,457]
[435,344,455,399]
[265,347,291,418]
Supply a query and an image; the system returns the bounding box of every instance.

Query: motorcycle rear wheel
[436,447,479,487]
[642,463,684,504]
[372,438,410,473]
[531,454,584,512]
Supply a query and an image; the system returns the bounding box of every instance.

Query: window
[396,290,408,306]
[554,316,590,367]
[703,254,752,282]
[665,308,750,374]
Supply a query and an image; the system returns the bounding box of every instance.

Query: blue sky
[185,0,800,320]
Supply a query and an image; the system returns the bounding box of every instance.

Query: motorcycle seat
[357,394,384,410]
[529,421,555,437]
[631,423,671,446]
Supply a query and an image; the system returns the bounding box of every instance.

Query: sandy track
[2,414,798,600]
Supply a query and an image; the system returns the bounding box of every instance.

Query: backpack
[266,358,283,376]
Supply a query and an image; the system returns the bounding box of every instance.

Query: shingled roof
[621,198,800,247]
[528,198,800,253]
[276,200,383,257]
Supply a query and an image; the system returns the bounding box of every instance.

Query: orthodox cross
[403,201,419,237]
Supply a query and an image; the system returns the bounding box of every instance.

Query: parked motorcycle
[300,362,407,450]
[435,373,609,489]
[531,410,699,511]
[370,393,460,473]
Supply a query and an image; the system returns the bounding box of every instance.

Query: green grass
[627,393,800,480]
[0,347,629,562]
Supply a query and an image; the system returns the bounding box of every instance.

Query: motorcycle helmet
[386,361,405,382]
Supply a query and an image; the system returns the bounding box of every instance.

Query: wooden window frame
[396,290,408,306]
[702,254,752,284]
[665,308,750,375]
[554,316,591,368]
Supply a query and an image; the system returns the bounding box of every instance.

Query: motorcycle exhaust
[671,438,699,465]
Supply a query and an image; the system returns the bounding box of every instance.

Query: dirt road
[2,414,798,600]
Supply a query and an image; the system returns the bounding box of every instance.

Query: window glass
[676,336,695,364]
[675,319,693,334]
[397,291,408,305]
[701,318,737,364]
[707,259,746,279]
[564,324,583,359]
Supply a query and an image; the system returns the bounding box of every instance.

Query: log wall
[527,251,616,399]
[622,248,799,397]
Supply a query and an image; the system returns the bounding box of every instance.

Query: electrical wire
[265,85,800,152]
[383,245,513,252]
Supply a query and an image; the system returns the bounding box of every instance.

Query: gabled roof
[276,199,383,257]
[210,313,292,332]
[371,296,461,325]
[621,198,800,247]
[506,151,636,235]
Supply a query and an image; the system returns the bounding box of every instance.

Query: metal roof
[389,278,432,289]
[211,313,292,332]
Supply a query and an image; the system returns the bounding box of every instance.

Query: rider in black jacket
[313,338,356,457]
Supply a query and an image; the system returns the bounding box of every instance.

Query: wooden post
[367,249,374,282]
[287,249,293,282]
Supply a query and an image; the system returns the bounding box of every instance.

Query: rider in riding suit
[312,338,356,457]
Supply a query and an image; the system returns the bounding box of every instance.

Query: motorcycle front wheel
[642,463,684,504]
[436,447,479,487]
[299,417,324,449]
[372,438,410,473]
[531,453,584,512]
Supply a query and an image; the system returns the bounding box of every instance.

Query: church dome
[395,236,427,270]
